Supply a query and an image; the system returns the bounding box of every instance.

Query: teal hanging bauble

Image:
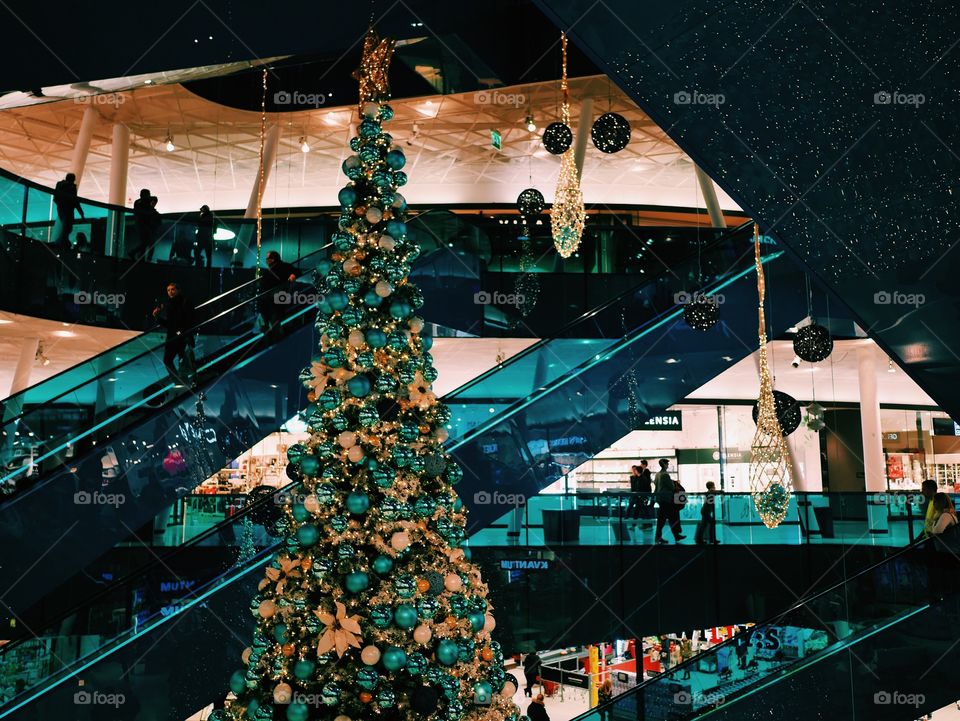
[393,170,408,186]
[332,231,355,251]
[329,414,349,431]
[435,639,459,666]
[359,405,380,427]
[324,322,344,340]
[397,501,413,520]
[408,456,426,474]
[382,646,408,671]
[341,307,364,327]
[366,329,388,348]
[386,220,407,238]
[372,466,396,488]
[360,144,381,163]
[372,555,394,575]
[286,443,307,465]
[381,191,396,207]
[357,667,380,690]
[316,483,337,504]
[370,605,393,628]
[423,366,439,383]
[385,262,408,283]
[322,348,347,368]
[387,330,409,351]
[350,137,362,151]
[293,660,315,680]
[338,186,358,208]
[377,686,397,708]
[426,666,445,684]
[449,527,466,545]
[346,491,370,515]
[457,638,475,659]
[435,517,453,538]
[321,682,342,705]
[398,423,420,442]
[397,365,417,384]
[372,170,394,189]
[364,290,383,307]
[394,603,418,629]
[379,104,395,121]
[414,496,437,518]
[391,445,414,467]
[468,612,486,632]
[394,573,416,598]
[313,443,334,460]
[286,702,310,721]
[312,557,334,580]
[449,594,469,617]
[273,624,288,642]
[331,515,350,533]
[284,536,301,554]
[336,542,355,559]
[408,287,425,308]
[297,524,319,546]
[468,596,486,614]
[424,454,446,477]
[318,389,342,410]
[356,351,376,369]
[389,300,412,320]
[299,455,320,476]
[386,149,406,170]
[428,600,455,627]
[345,571,369,593]
[445,463,464,485]
[342,277,362,294]
[435,404,452,424]
[446,700,464,720]
[359,118,381,138]
[381,497,402,519]
[407,652,429,676]
[374,374,396,392]
[440,675,460,700]
[327,290,349,311]
[348,375,372,398]
[316,258,334,276]
[229,670,246,695]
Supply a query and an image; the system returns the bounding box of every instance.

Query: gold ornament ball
[444,573,463,592]
[343,258,361,276]
[349,329,366,348]
[338,431,357,449]
[375,280,393,297]
[435,427,449,443]
[417,578,431,593]
[304,495,320,513]
[362,101,379,118]
[258,599,276,618]
[391,531,410,551]
[484,614,496,632]
[409,317,425,333]
[359,692,373,704]
[481,647,494,662]
[282,643,296,657]
[361,646,381,665]
[378,234,396,250]
[347,445,365,463]
[413,624,433,644]
[273,683,293,704]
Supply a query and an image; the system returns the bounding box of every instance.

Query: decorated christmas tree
[214,29,522,721]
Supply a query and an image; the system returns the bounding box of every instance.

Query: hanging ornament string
[749,223,795,528]
[255,68,267,279]
[550,32,586,258]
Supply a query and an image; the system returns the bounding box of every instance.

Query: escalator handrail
[578,537,928,721]
[443,220,755,400]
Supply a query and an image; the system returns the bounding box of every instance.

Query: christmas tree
[214,29,522,721]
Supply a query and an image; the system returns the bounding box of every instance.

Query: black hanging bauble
[517,188,545,217]
[682,295,720,331]
[793,323,833,363]
[542,121,573,155]
[752,390,802,436]
[591,112,631,153]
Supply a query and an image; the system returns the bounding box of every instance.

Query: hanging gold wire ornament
[353,26,396,116]
[550,32,586,258]
[750,224,795,528]
[254,68,268,278]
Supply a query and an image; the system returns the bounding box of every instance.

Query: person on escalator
[922,479,939,537]
[655,459,685,544]
[53,172,84,251]
[194,204,216,268]
[152,282,196,385]
[259,250,299,337]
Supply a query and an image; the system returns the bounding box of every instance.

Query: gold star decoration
[315,601,364,657]
[353,27,396,116]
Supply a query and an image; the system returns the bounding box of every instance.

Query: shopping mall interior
[0,1,958,719]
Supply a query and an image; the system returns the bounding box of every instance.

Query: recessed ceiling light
[53,330,75,337]
[722,356,733,361]
[665,358,680,364]
[0,319,12,325]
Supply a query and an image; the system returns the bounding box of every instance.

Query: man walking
[53,173,84,250]
[655,458,685,544]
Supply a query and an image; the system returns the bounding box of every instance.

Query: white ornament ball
[484,614,496,632]
[375,280,393,298]
[304,494,320,513]
[347,445,365,463]
[343,258,360,275]
[361,646,381,665]
[362,102,379,118]
[335,715,352,721]
[413,624,432,644]
[242,647,252,665]
[391,531,410,551]
[392,193,405,208]
[258,599,276,618]
[338,431,357,449]
[409,317,425,333]
[435,427,449,443]
[444,573,463,592]
[378,234,396,250]
[348,329,366,348]
[273,683,293,704]
[366,206,384,224]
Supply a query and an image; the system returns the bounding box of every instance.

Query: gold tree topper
[353,26,396,117]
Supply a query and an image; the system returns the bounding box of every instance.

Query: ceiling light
[213,227,236,241]
[888,359,896,373]
[164,134,175,152]
[299,137,310,153]
[144,79,153,85]
[665,358,680,364]
[721,355,733,361]
[0,318,12,325]
[524,114,537,132]
[53,330,76,337]
[786,325,799,333]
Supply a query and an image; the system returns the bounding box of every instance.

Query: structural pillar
[858,345,889,538]
[71,106,98,183]
[106,122,130,256]
[694,164,726,228]
[573,97,594,177]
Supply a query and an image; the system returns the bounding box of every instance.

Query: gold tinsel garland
[550,32,586,258]
[749,224,794,528]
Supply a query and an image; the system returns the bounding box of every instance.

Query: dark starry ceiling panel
[535,0,960,417]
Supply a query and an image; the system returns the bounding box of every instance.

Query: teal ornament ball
[436,639,459,666]
[312,557,333,579]
[393,170,408,186]
[318,388,341,410]
[350,137,361,152]
[316,483,336,504]
[338,186,358,208]
[394,573,416,598]
[386,149,406,170]
[341,307,365,327]
[345,571,369,593]
[399,423,420,442]
[372,170,393,189]
[386,220,407,238]
[445,463,464,485]
[286,443,306,464]
[440,675,460,700]
[422,336,435,352]
[382,646,408,671]
[373,555,394,575]
[379,104,395,121]
[291,503,310,522]
[293,660,315,680]
[394,603,418,629]
[377,687,397,708]
[417,596,440,618]
[389,301,412,320]
[370,605,393,628]
[375,374,397,393]
[358,667,380,690]
[407,652,429,676]
[323,348,347,367]
[327,290,349,311]
[387,330,409,350]
[229,670,246,695]
[414,496,437,518]
[424,571,444,596]
[469,612,485,632]
[364,290,382,307]
[373,466,396,488]
[297,524,319,546]
[360,145,381,163]
[449,594,469,617]
[381,497,402,518]
[332,231,354,251]
[359,405,380,426]
[346,491,370,514]
[321,682,342,706]
[286,703,310,721]
[299,454,320,476]
[253,702,273,720]
[348,375,372,398]
[336,540,355,557]
[273,624,288,642]
[366,329,387,348]
[391,445,414,467]
[356,351,375,369]
[359,118,380,138]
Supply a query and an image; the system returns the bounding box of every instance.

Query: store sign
[636,411,682,430]
[499,559,551,571]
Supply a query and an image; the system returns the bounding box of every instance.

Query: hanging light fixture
[524,114,537,132]
[299,136,311,153]
[550,32,585,258]
[164,133,175,152]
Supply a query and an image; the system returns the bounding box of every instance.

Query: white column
[694,164,726,228]
[243,124,281,219]
[72,106,98,183]
[106,123,130,255]
[858,346,886,491]
[8,337,39,400]
[573,98,594,177]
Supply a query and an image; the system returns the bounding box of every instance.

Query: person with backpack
[655,459,685,544]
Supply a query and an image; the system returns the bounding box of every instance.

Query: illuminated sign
[636,411,682,430]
